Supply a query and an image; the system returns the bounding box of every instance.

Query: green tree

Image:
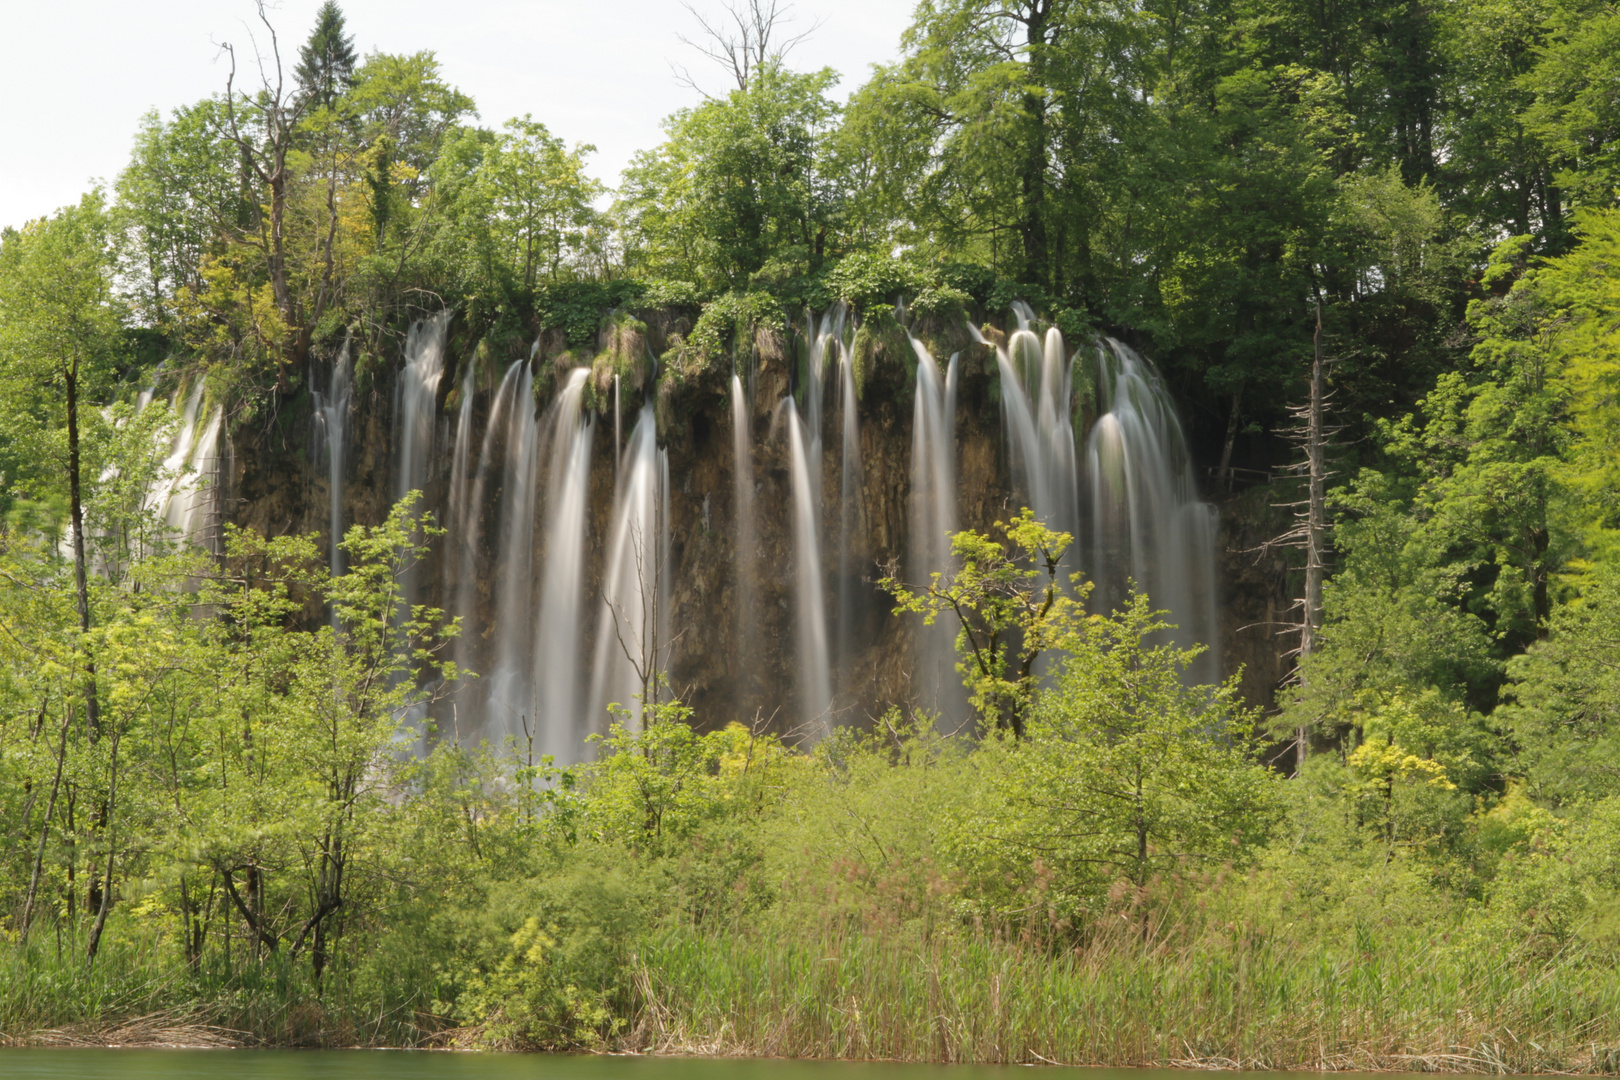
[455,117,603,291]
[617,62,841,291]
[295,1,359,108]
[948,594,1280,921]
[0,192,126,739]
[1521,0,1620,216]
[881,509,1087,739]
[115,102,242,327]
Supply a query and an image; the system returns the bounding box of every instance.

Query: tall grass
[632,909,1620,1070]
[0,925,441,1048]
[14,879,1620,1068]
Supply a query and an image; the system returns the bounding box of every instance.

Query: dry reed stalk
[17,1009,246,1049]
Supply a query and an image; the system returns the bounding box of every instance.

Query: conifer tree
[294,1,357,108]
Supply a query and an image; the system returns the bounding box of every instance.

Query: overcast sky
[1,0,915,231]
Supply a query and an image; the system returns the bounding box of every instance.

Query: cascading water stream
[982,308,1220,682]
[483,361,543,745]
[730,374,759,713]
[444,364,479,689]
[835,340,863,693]
[448,364,511,723]
[312,339,353,578]
[1086,338,1220,684]
[990,307,1081,546]
[533,367,593,762]
[785,404,832,735]
[391,312,452,673]
[145,381,226,552]
[393,311,452,513]
[778,302,851,734]
[907,334,962,720]
[591,403,670,730]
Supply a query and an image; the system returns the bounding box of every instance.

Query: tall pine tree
[294,1,357,108]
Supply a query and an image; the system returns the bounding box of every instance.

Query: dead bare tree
[214,2,341,393]
[1264,298,1342,776]
[672,0,823,96]
[603,519,686,726]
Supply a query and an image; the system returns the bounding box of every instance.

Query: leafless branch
[672,0,824,96]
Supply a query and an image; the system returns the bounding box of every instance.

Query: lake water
[0,1052,1070,1078]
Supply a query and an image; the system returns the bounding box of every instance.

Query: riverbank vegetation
[5,0,1620,1066]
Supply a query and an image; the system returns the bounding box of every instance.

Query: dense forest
[3,0,1620,1065]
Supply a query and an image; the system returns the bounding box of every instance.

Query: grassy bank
[636,915,1620,1071]
[11,903,1620,1070]
[10,600,1620,1067]
[0,932,433,1049]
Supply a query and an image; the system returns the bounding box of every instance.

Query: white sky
[1,0,915,231]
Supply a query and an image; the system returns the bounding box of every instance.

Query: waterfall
[731,374,758,715]
[591,403,670,730]
[533,367,594,762]
[1086,338,1220,683]
[907,335,962,720]
[444,363,479,687]
[785,405,832,735]
[389,312,452,737]
[146,381,226,552]
[482,361,543,745]
[991,306,1081,546]
[392,311,452,514]
[835,331,863,696]
[312,339,353,577]
[982,309,1219,681]
[776,303,851,735]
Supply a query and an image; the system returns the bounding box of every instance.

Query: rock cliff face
[224,308,1293,739]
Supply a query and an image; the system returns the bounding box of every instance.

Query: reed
[632,913,1620,1071]
[0,928,438,1048]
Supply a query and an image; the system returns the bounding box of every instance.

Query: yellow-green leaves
[881,508,1087,737]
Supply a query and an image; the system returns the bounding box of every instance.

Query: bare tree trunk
[1218,384,1244,492]
[1296,302,1328,776]
[20,705,73,942]
[86,719,123,963]
[65,365,99,738]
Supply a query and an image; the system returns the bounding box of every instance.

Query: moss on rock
[850,307,913,401]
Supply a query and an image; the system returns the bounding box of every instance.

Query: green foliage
[683,290,784,370]
[948,595,1281,920]
[294,1,358,108]
[847,306,911,398]
[882,510,1087,737]
[532,279,645,347]
[0,192,129,523]
[617,63,843,292]
[1503,563,1620,804]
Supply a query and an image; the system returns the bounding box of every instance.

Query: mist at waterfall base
[350,305,1220,763]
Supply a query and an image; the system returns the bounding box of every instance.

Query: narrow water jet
[533,367,594,762]
[311,339,353,578]
[730,374,759,717]
[785,404,832,736]
[591,403,670,731]
[908,335,963,721]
